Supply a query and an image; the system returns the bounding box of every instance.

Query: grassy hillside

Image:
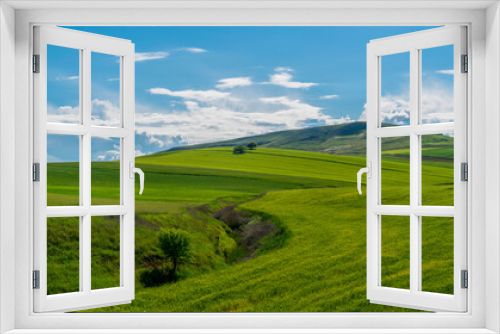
[167,122,454,161]
[169,122,369,156]
[46,139,454,312]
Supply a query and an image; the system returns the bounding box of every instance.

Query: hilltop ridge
[168,121,368,156]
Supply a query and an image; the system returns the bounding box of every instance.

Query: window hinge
[461,162,468,181]
[461,54,468,73]
[33,270,40,289]
[33,54,40,73]
[461,270,468,289]
[33,163,40,182]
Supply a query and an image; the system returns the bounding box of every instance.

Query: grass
[46,139,454,312]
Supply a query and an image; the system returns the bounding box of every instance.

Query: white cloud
[134,47,207,63]
[260,96,320,110]
[265,68,318,89]
[149,87,235,102]
[275,67,293,72]
[421,84,454,124]
[48,99,122,126]
[134,95,352,149]
[90,99,121,126]
[135,51,170,62]
[358,84,453,125]
[56,75,79,81]
[216,77,253,89]
[259,96,350,127]
[135,46,208,63]
[320,94,339,100]
[177,47,207,53]
[91,137,121,161]
[380,95,410,125]
[47,105,80,124]
[107,77,120,82]
[358,94,410,125]
[96,148,120,161]
[435,69,454,75]
[50,92,355,156]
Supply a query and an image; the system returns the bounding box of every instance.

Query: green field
[46,127,454,312]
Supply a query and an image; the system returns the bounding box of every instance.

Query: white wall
[486,2,500,333]
[0,2,16,333]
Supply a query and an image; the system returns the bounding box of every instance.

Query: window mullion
[121,52,135,292]
[82,47,92,294]
[409,47,420,294]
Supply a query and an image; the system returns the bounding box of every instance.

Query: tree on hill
[246,142,257,150]
[233,145,246,155]
[158,228,192,281]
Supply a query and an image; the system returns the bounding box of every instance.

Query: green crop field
[46,126,454,312]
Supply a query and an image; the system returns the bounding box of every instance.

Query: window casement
[32,26,140,312]
[361,26,468,312]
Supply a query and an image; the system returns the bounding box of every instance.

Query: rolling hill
[45,115,455,312]
[168,121,369,156]
[47,143,454,312]
[167,122,454,160]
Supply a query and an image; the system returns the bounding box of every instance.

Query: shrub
[233,145,246,155]
[158,228,192,280]
[139,267,169,287]
[246,142,257,150]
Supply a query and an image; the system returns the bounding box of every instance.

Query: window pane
[47,45,80,124]
[421,217,454,294]
[91,216,121,290]
[421,45,454,124]
[381,137,410,205]
[47,217,80,295]
[421,133,454,206]
[381,215,410,290]
[380,52,410,127]
[47,134,80,206]
[91,52,121,127]
[91,136,121,205]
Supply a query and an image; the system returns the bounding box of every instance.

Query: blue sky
[46,26,454,162]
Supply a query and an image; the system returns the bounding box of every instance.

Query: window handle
[130,162,145,195]
[357,162,371,195]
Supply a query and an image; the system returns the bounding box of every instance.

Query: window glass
[381,215,410,290]
[381,137,410,205]
[91,136,121,205]
[47,134,80,206]
[421,217,454,294]
[91,216,121,290]
[421,133,454,206]
[47,217,80,295]
[91,52,121,127]
[47,45,80,124]
[380,52,410,127]
[421,45,454,124]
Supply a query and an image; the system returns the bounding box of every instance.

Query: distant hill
[169,121,369,156]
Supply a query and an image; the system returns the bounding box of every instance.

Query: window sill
[3,329,497,334]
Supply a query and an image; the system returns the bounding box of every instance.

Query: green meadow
[46,125,455,312]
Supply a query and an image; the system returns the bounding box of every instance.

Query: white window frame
[1,1,499,333]
[366,26,468,312]
[33,26,136,313]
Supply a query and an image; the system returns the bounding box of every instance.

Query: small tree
[233,145,246,155]
[246,142,257,150]
[158,228,192,280]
